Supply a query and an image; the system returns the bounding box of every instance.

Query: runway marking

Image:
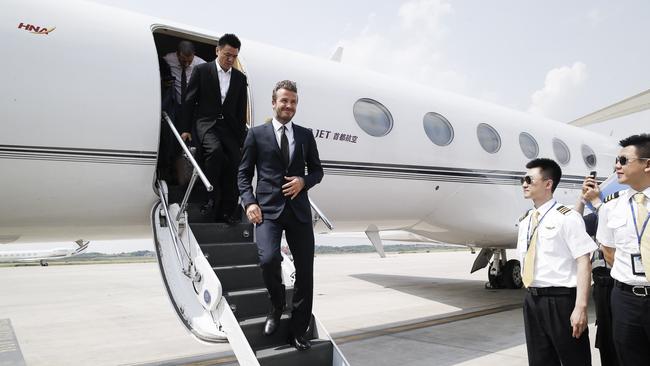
[334,302,522,345]
[0,319,26,366]
[146,302,522,366]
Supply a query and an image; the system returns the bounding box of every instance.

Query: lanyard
[629,199,650,245]
[527,202,557,248]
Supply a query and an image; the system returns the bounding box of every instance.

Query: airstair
[153,113,349,365]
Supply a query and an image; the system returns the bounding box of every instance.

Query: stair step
[201,242,259,267]
[213,264,265,292]
[256,339,333,366]
[225,288,294,320]
[240,315,314,351]
[191,222,254,244]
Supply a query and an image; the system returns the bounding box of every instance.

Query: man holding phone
[596,133,650,366]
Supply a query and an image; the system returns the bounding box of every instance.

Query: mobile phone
[589,170,597,178]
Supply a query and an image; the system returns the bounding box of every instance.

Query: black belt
[614,280,650,297]
[527,287,575,296]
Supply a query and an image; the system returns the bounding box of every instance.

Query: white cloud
[337,0,467,93]
[528,62,588,121]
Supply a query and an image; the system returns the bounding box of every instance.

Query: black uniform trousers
[523,290,591,366]
[592,267,619,366]
[201,126,241,218]
[611,285,650,366]
[255,204,314,337]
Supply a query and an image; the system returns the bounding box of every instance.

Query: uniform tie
[280,126,289,167]
[633,193,650,281]
[180,66,187,103]
[522,210,540,287]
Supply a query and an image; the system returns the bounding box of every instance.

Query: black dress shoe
[288,335,311,351]
[263,309,283,336]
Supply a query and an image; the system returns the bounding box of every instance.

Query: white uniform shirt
[516,199,598,287]
[271,119,295,162]
[216,62,231,104]
[597,187,650,286]
[162,52,205,103]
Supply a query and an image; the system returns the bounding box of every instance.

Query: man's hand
[582,176,600,202]
[181,132,192,142]
[570,305,588,338]
[282,176,305,199]
[246,204,263,224]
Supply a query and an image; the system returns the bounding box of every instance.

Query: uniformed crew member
[517,158,597,366]
[596,133,650,366]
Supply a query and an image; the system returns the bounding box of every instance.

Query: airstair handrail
[162,111,213,192]
[309,197,334,230]
[157,183,193,275]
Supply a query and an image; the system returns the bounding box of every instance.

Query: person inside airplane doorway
[517,158,597,366]
[238,80,323,351]
[597,133,650,366]
[180,33,248,223]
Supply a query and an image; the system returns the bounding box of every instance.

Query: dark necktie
[280,126,289,167]
[180,66,187,103]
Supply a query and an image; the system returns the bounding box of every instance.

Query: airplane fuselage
[1,0,619,248]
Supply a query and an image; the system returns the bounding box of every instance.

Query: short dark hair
[619,133,650,158]
[526,158,562,192]
[272,80,298,102]
[218,33,241,50]
[177,40,195,56]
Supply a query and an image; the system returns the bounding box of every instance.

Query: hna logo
[18,22,56,35]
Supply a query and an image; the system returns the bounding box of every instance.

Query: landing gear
[39,260,49,267]
[485,250,522,289]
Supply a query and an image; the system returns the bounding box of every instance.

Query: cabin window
[581,144,597,168]
[477,123,501,154]
[518,132,539,159]
[553,138,571,165]
[423,112,454,146]
[353,98,393,137]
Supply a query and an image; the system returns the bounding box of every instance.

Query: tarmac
[0,250,602,365]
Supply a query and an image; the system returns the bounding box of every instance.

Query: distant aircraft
[0,240,90,266]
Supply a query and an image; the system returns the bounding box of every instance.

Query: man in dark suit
[181,33,248,222]
[238,80,323,350]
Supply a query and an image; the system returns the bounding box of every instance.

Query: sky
[3,0,648,254]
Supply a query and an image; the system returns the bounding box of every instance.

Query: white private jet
[0,239,89,266]
[2,0,645,364]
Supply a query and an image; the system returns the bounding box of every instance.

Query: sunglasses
[520,175,541,185]
[615,156,650,166]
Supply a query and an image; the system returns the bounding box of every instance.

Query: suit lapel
[264,123,283,161]
[223,70,238,106]
[209,61,223,108]
[290,124,304,166]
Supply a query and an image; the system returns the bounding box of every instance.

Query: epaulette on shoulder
[556,205,572,215]
[604,191,622,203]
[519,209,532,222]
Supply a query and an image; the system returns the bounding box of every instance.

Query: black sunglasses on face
[615,156,650,166]
[520,176,533,185]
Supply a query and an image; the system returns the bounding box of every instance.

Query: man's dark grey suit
[238,121,323,337]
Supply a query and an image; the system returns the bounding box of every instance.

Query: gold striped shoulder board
[556,205,572,215]
[604,191,622,203]
[519,209,532,222]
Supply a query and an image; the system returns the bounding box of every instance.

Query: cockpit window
[423,112,454,146]
[353,98,393,137]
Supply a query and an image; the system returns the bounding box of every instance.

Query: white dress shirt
[271,118,295,163]
[517,199,598,287]
[216,62,231,104]
[162,52,205,103]
[597,187,650,286]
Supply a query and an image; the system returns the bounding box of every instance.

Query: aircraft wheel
[486,265,503,289]
[502,259,522,289]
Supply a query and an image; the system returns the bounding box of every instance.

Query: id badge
[631,254,646,276]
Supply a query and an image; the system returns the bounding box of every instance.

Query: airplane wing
[569,88,650,126]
